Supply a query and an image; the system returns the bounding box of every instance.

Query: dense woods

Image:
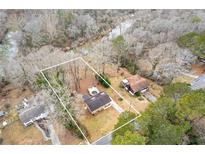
[112,83,205,145]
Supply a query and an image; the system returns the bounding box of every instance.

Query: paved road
[47,123,61,145]
[93,134,112,145]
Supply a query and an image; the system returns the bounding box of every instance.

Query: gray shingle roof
[19,105,46,124]
[84,92,112,112]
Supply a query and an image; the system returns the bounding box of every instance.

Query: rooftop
[18,91,48,125]
[19,104,46,124]
[83,92,112,112]
[126,75,149,93]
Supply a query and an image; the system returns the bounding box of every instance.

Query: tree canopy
[138,97,191,144]
[177,90,205,121]
[112,111,136,138]
[112,111,147,145]
[177,32,205,59]
[137,84,205,145]
[112,131,146,145]
[163,82,191,102]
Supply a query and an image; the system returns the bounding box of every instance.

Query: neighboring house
[121,75,149,95]
[0,111,6,118]
[83,92,112,114]
[191,73,205,90]
[18,93,49,127]
[19,104,48,127]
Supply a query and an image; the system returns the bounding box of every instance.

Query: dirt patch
[104,64,133,78]
[79,71,99,94]
[192,63,205,75]
[1,120,51,145]
[0,84,34,110]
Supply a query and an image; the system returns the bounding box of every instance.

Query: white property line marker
[39,70,90,145]
[40,57,142,144]
[40,57,82,72]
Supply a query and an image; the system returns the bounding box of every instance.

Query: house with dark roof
[121,75,149,95]
[18,92,49,126]
[83,92,112,114]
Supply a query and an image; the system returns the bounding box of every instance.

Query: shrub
[135,92,141,97]
[96,73,111,88]
[192,16,201,24]
[36,74,47,87]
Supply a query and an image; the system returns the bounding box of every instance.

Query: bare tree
[68,61,81,92]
